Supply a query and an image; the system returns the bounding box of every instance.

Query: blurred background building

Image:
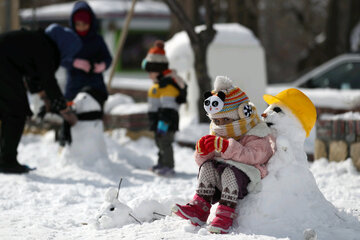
[0,0,358,83]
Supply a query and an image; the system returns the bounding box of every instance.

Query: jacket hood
[70,1,98,36]
[45,23,82,67]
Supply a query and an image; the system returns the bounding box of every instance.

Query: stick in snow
[153,212,167,218]
[129,213,142,224]
[116,178,123,200]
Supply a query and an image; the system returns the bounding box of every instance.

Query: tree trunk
[163,0,216,123]
[193,36,214,123]
[325,0,360,58]
[227,0,259,37]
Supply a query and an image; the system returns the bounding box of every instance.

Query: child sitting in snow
[172,76,275,234]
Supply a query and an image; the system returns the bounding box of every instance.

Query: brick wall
[103,113,149,131]
[315,113,360,171]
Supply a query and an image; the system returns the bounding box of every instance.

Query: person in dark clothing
[64,0,112,101]
[55,1,112,147]
[142,40,187,176]
[0,24,81,174]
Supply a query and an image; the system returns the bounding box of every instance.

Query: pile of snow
[104,93,148,115]
[300,89,360,110]
[267,87,360,110]
[105,76,152,91]
[320,111,360,120]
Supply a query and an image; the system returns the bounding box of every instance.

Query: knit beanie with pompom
[204,76,250,120]
[141,40,169,72]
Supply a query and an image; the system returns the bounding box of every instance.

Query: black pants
[155,131,175,169]
[0,114,26,166]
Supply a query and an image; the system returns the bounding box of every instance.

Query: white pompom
[214,76,234,92]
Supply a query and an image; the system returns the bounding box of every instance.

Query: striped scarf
[210,114,260,140]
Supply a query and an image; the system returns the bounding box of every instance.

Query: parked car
[266,53,360,155]
[269,54,360,90]
[267,53,360,111]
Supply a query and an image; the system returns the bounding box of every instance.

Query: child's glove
[196,135,229,155]
[157,120,169,136]
[73,59,91,73]
[94,62,106,73]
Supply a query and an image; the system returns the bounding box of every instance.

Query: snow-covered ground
[0,128,359,240]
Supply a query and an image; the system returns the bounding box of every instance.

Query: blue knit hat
[45,23,82,67]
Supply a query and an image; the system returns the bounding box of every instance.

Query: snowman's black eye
[204,100,210,106]
[212,101,219,107]
[273,107,282,113]
[110,207,115,211]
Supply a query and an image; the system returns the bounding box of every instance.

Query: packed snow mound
[104,93,148,115]
[104,93,134,114]
[234,102,360,239]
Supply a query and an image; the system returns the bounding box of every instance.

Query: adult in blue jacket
[65,0,112,101]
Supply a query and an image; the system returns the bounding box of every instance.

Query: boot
[0,161,33,174]
[0,115,32,174]
[172,194,211,226]
[209,204,237,234]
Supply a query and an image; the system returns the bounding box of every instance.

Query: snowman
[234,88,360,239]
[92,187,137,229]
[60,88,108,167]
[92,185,169,229]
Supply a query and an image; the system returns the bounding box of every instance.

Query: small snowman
[93,187,137,229]
[61,88,108,166]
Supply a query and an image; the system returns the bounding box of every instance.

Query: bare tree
[324,0,360,58]
[297,0,360,73]
[163,0,216,123]
[227,0,259,37]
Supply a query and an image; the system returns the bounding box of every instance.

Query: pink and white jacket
[195,122,276,180]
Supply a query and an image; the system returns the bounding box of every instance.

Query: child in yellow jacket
[142,40,187,176]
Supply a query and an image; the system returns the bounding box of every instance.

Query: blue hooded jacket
[65,0,112,100]
[45,23,82,68]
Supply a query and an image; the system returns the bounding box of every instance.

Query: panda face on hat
[203,91,225,114]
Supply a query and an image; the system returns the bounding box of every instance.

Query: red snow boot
[172,194,211,226]
[208,204,237,234]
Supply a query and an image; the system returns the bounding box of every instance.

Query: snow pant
[0,114,26,166]
[196,160,250,208]
[155,131,175,169]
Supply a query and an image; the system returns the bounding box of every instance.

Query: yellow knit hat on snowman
[263,88,317,137]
